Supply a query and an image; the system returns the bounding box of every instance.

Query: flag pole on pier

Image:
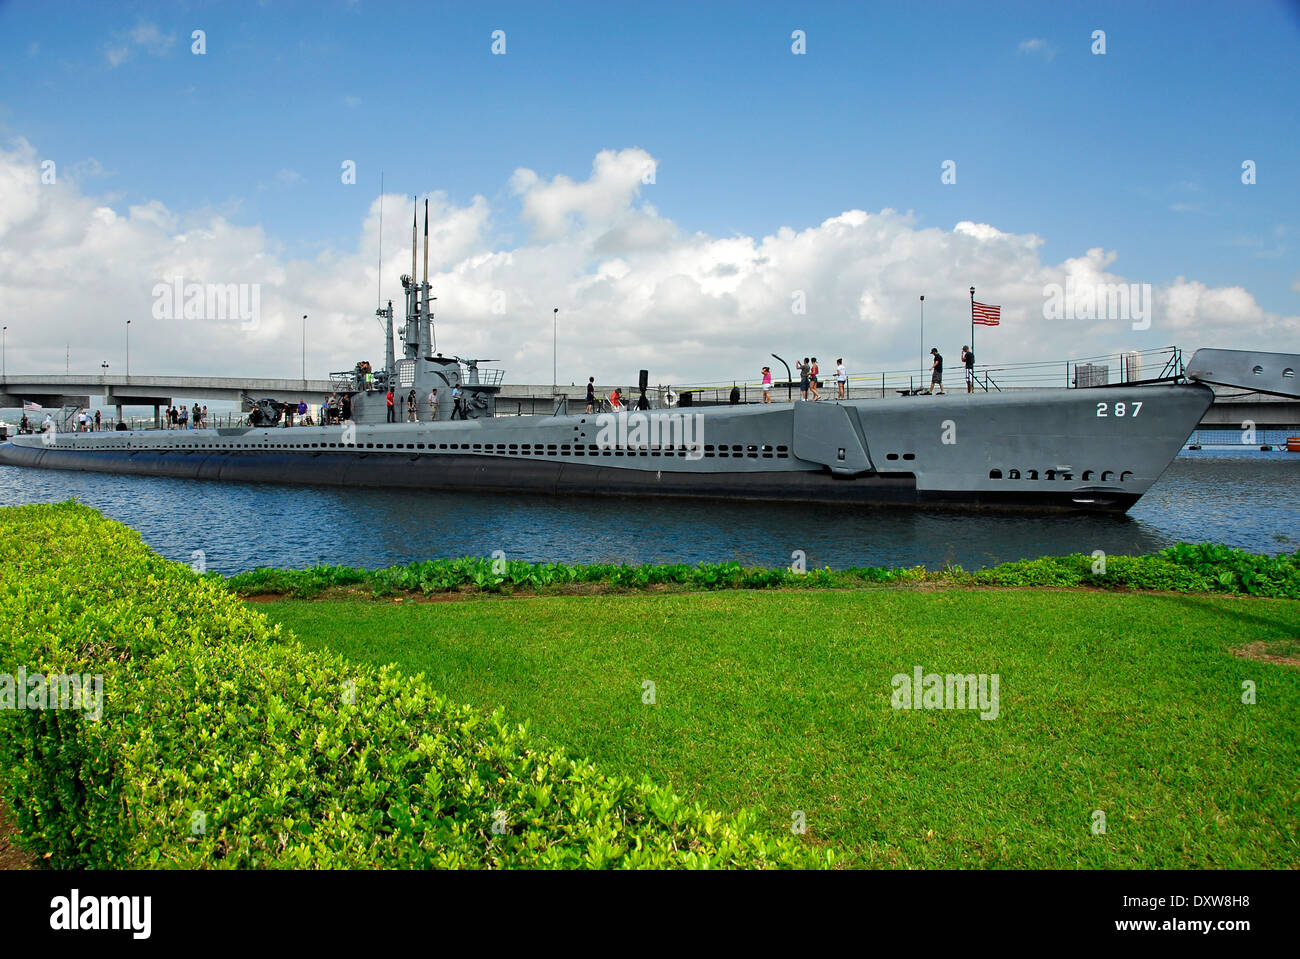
[970,286,975,358]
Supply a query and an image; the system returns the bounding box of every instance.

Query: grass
[257,587,1300,868]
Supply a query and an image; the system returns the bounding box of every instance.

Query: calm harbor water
[0,450,1295,574]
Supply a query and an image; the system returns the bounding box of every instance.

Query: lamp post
[302,315,308,381]
[552,308,558,400]
[2,325,6,379]
[125,319,131,379]
[919,295,925,391]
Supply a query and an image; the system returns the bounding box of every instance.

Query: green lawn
[258,588,1300,868]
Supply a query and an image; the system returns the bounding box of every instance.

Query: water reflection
[0,449,1294,574]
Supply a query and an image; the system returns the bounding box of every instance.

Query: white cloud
[104,20,176,67]
[1018,38,1056,61]
[0,140,1294,390]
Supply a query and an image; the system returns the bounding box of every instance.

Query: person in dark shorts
[962,345,975,393]
[799,357,810,401]
[928,348,945,395]
[586,377,596,413]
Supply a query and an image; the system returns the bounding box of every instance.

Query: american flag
[22,401,42,412]
[972,300,1001,326]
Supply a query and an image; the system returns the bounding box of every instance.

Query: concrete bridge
[0,373,335,421]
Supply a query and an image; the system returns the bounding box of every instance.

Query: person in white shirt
[836,359,847,399]
[428,388,439,421]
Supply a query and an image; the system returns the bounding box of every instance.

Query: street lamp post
[919,295,925,391]
[125,319,131,379]
[2,325,7,379]
[302,315,308,381]
[552,308,558,400]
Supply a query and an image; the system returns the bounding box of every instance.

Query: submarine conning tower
[331,196,504,425]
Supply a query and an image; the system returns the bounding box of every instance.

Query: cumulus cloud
[0,139,1294,394]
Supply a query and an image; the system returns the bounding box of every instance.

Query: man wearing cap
[928,348,945,395]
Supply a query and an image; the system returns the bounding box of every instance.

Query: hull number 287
[1096,401,1142,417]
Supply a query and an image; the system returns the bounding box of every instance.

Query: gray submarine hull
[0,382,1214,513]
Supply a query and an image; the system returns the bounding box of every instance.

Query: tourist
[408,388,418,422]
[585,377,596,414]
[428,388,439,421]
[761,366,773,404]
[962,345,975,393]
[385,388,395,423]
[836,359,847,399]
[94,410,101,431]
[928,348,945,395]
[20,413,29,434]
[42,413,52,432]
[799,358,810,401]
[202,405,209,428]
[810,358,821,401]
[180,405,189,429]
[297,399,307,425]
[609,387,622,411]
[451,384,464,420]
[341,393,352,422]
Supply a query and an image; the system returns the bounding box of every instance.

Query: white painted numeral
[1096,401,1143,418]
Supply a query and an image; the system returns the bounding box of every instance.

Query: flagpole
[969,286,976,359]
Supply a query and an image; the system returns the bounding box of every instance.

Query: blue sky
[0,0,1297,384]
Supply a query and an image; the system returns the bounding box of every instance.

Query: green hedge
[223,544,1300,600]
[0,502,819,869]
